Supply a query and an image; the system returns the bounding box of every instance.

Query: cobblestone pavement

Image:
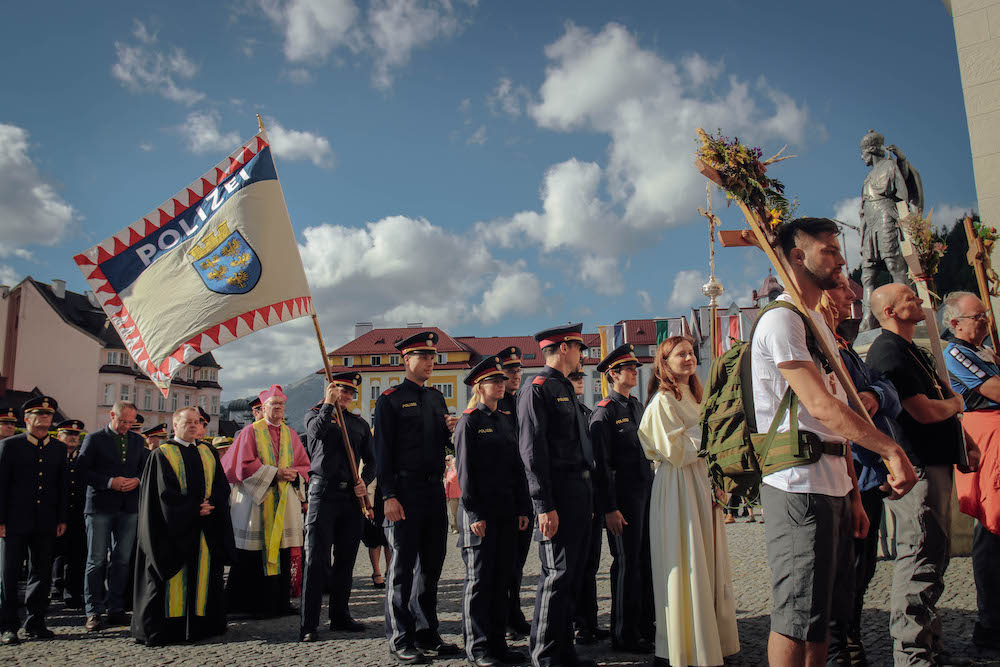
[4,520,997,666]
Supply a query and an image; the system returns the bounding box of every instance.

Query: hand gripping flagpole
[255,113,373,520]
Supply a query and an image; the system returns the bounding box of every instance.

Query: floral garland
[899,210,946,278]
[974,220,999,245]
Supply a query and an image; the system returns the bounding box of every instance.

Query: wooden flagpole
[312,314,374,519]
[964,215,1000,351]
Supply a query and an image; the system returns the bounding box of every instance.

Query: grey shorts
[761,484,854,642]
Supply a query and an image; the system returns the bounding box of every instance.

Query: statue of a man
[858,129,924,331]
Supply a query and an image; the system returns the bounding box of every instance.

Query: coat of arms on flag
[73,125,314,394]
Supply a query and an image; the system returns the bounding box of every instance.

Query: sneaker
[85,615,102,632]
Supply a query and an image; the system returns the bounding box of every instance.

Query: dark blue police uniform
[518,324,595,667]
[51,420,87,608]
[572,383,606,643]
[0,397,68,642]
[300,372,376,639]
[590,344,654,652]
[374,331,459,663]
[456,357,530,667]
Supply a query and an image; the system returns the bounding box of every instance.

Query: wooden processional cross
[963,215,1000,351]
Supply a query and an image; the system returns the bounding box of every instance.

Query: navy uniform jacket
[590,389,652,514]
[454,403,531,526]
[0,433,68,535]
[65,448,86,518]
[517,366,594,516]
[77,426,149,515]
[304,403,376,500]
[373,378,452,500]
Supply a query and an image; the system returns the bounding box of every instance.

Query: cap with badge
[596,343,643,374]
[497,346,523,369]
[567,364,586,381]
[534,323,588,351]
[130,413,145,432]
[0,407,16,423]
[395,331,438,355]
[464,356,506,386]
[249,396,262,410]
[331,372,362,391]
[143,423,168,438]
[22,396,57,415]
[56,419,85,433]
[198,407,211,425]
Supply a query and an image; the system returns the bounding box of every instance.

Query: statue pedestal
[851,326,974,556]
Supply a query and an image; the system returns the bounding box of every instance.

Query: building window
[118,351,127,365]
[106,351,115,365]
[371,356,382,366]
[143,389,152,411]
[198,396,206,409]
[524,353,535,360]
[103,384,114,405]
[171,393,178,411]
[211,396,219,415]
[344,357,354,367]
[120,384,130,401]
[158,393,165,412]
[432,383,453,399]
[436,353,447,364]
[389,355,400,366]
[592,370,601,379]
[371,384,381,400]
[184,393,191,407]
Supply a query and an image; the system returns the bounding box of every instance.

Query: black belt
[397,470,442,483]
[551,469,591,480]
[310,478,351,490]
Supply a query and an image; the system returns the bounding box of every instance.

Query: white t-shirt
[750,294,852,496]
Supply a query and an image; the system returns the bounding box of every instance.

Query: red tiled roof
[457,334,601,368]
[616,319,657,345]
[328,327,466,356]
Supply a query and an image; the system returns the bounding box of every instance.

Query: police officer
[129,413,144,434]
[568,365,609,646]
[0,408,16,440]
[141,424,167,451]
[0,397,67,644]
[591,344,654,653]
[51,420,87,609]
[375,331,460,664]
[300,372,376,642]
[519,324,597,667]
[497,346,534,641]
[456,356,530,667]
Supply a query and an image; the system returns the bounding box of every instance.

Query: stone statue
[857,129,925,331]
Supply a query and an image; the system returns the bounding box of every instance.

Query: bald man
[866,283,974,666]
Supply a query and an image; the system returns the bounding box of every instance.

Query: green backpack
[698,300,848,498]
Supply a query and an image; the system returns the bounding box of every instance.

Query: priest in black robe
[132,406,234,646]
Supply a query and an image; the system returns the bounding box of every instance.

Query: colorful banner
[74,128,314,394]
[597,325,611,398]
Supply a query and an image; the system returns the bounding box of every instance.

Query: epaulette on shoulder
[532,376,547,386]
[462,408,475,414]
[382,387,397,396]
[597,398,611,407]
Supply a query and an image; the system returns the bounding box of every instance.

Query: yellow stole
[252,419,294,576]
[159,443,216,618]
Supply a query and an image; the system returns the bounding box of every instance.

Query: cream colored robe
[638,387,740,666]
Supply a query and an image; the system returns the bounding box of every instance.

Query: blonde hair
[466,383,483,411]
[646,336,703,404]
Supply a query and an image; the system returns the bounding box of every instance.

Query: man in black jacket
[0,396,67,644]
[77,400,148,631]
[300,372,376,642]
[51,419,87,609]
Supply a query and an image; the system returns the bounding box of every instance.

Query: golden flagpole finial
[257,114,265,132]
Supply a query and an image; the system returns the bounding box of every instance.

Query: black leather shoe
[105,611,129,626]
[389,647,429,664]
[23,626,55,639]
[300,630,318,642]
[574,627,596,645]
[415,635,461,656]
[496,647,527,664]
[613,637,654,654]
[505,626,524,641]
[330,617,366,632]
[1,630,19,645]
[468,657,500,667]
[591,626,610,640]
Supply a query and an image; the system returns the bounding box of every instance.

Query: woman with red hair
[638,336,739,666]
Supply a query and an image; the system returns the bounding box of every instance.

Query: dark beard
[802,262,840,290]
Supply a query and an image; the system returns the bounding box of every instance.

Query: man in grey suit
[76,400,148,632]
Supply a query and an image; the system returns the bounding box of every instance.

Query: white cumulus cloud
[668,270,708,310]
[111,20,204,105]
[488,76,532,116]
[178,111,242,154]
[259,0,361,62]
[0,123,79,250]
[637,289,653,313]
[263,116,335,168]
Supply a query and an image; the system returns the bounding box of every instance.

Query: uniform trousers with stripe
[607,486,654,645]
[506,521,534,627]
[460,506,517,660]
[0,532,54,632]
[383,480,448,651]
[573,510,602,632]
[530,476,592,667]
[300,495,363,632]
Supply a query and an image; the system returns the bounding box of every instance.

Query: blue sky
[0,0,978,399]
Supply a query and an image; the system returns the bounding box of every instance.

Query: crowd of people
[0,216,998,667]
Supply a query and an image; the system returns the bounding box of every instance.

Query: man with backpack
[747,218,916,666]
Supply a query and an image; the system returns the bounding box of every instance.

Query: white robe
[638,387,740,666]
